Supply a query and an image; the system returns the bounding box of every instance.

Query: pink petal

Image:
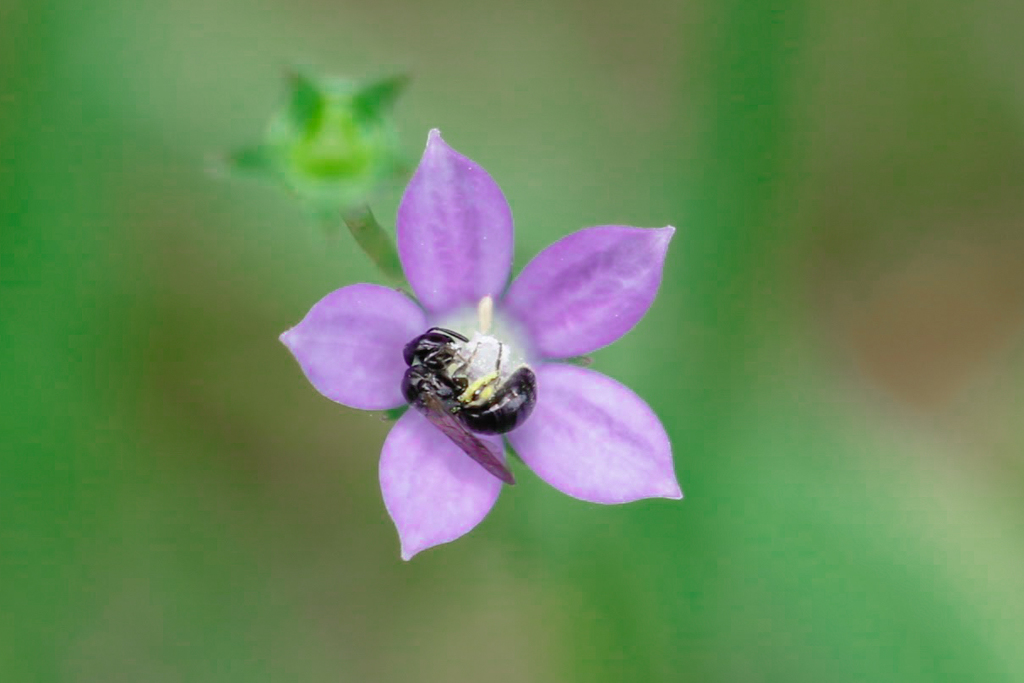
[503,226,674,359]
[396,129,514,315]
[280,284,426,410]
[380,410,505,560]
[508,364,681,503]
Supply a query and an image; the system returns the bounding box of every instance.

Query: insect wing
[421,393,515,485]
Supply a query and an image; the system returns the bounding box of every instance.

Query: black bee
[401,328,538,485]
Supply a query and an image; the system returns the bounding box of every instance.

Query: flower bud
[228,71,408,211]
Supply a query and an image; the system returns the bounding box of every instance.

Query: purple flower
[281,130,682,559]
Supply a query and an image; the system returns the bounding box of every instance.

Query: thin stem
[341,204,406,286]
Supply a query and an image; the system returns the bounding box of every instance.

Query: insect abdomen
[458,367,537,434]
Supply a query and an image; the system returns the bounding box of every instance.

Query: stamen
[477,296,493,334]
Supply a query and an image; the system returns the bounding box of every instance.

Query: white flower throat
[441,297,529,403]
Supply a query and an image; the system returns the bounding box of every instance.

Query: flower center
[401,297,538,435]
[451,332,522,387]
[436,296,533,361]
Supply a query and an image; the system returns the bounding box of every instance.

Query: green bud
[229,70,409,211]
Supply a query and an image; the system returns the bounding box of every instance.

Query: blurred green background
[3,0,1023,680]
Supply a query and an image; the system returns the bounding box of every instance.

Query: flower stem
[341,204,406,286]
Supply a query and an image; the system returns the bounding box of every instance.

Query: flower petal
[508,364,681,503]
[380,410,504,560]
[280,284,426,410]
[396,129,514,315]
[503,225,674,359]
